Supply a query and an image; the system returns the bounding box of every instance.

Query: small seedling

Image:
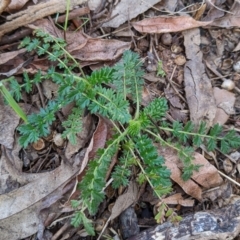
[1,30,240,235]
[157,60,166,77]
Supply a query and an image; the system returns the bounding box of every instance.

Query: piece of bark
[183,28,216,128]
[0,0,10,15]
[120,207,140,239]
[0,0,88,38]
[127,200,240,240]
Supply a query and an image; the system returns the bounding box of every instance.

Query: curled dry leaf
[132,15,211,34]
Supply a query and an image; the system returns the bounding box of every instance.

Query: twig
[218,170,240,187]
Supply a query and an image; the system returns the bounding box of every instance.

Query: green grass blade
[0,83,28,122]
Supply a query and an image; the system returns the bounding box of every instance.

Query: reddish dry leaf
[164,156,202,201]
[132,16,211,34]
[63,116,112,205]
[158,146,223,201]
[191,152,223,189]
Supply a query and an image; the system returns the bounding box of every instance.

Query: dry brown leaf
[132,15,211,34]
[63,116,111,206]
[6,0,29,11]
[42,79,58,99]
[202,182,232,202]
[74,116,109,176]
[164,155,202,201]
[233,42,240,52]
[71,38,131,62]
[158,146,223,200]
[162,193,195,207]
[190,152,223,189]
[0,0,88,38]
[0,48,26,65]
[110,181,138,220]
[29,19,88,52]
[183,28,216,127]
[0,97,20,149]
[158,146,202,200]
[0,145,79,240]
[213,87,236,125]
[0,0,10,14]
[102,0,161,28]
[164,87,183,109]
[211,0,240,28]
[30,19,130,63]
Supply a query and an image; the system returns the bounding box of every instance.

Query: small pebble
[233,61,240,73]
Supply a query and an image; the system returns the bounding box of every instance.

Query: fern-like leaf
[62,107,83,144]
[86,66,113,85]
[112,50,144,102]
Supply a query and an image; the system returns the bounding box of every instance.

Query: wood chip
[0,0,88,38]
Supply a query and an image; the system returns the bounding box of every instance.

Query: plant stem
[158,126,224,141]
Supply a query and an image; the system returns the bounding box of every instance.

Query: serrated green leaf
[207,138,217,151]
[193,135,202,147]
[209,124,222,137]
[81,213,95,236]
[71,211,83,228]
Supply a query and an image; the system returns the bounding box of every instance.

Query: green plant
[156,60,165,77]
[2,30,240,235]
